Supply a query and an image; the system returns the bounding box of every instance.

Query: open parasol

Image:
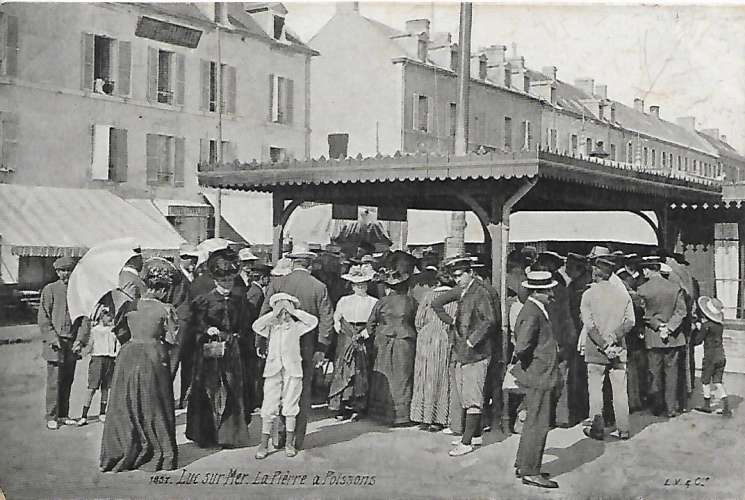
[67,237,139,321]
[195,237,235,267]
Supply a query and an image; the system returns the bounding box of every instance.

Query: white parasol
[67,237,139,321]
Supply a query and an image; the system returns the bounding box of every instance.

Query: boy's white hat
[253,295,318,337]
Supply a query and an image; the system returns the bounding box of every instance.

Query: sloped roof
[698,132,745,163]
[227,3,316,54]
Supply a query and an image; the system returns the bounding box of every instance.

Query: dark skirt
[368,335,415,425]
[185,337,251,448]
[100,341,177,472]
[329,322,370,412]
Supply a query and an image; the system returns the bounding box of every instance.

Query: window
[450,48,459,72]
[685,157,688,172]
[273,15,285,39]
[269,146,286,163]
[504,69,511,88]
[651,148,656,167]
[610,144,616,161]
[91,125,127,182]
[412,94,430,133]
[693,159,698,173]
[503,117,512,150]
[662,151,667,168]
[200,138,236,165]
[448,103,457,137]
[202,62,237,114]
[523,75,529,92]
[0,13,19,77]
[268,74,293,124]
[149,48,184,105]
[643,147,648,166]
[549,129,557,151]
[0,111,18,172]
[598,103,604,121]
[585,137,592,156]
[678,155,682,170]
[571,134,579,155]
[82,34,131,96]
[627,142,633,163]
[146,133,185,186]
[479,59,487,80]
[522,121,533,151]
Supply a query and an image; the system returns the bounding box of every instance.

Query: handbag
[203,340,226,359]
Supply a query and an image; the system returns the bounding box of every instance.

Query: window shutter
[200,59,210,110]
[199,138,209,165]
[91,124,111,180]
[145,134,159,184]
[262,144,271,163]
[5,15,19,77]
[226,65,237,114]
[147,47,158,103]
[268,73,275,121]
[412,94,419,130]
[426,95,433,134]
[285,77,293,125]
[110,128,128,182]
[1,112,19,171]
[170,53,185,106]
[174,137,185,187]
[117,40,131,96]
[81,33,94,90]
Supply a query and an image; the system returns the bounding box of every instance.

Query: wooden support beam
[271,196,304,263]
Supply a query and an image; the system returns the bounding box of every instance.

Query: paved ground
[1,328,745,499]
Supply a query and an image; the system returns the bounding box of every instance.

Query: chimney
[484,45,507,65]
[471,53,487,80]
[508,55,526,91]
[633,98,644,113]
[594,84,607,100]
[649,105,660,119]
[542,66,557,82]
[610,103,616,122]
[529,80,556,104]
[721,134,728,143]
[487,61,511,87]
[676,116,696,131]
[336,2,360,15]
[405,19,430,38]
[575,78,594,96]
[214,2,229,25]
[702,128,720,140]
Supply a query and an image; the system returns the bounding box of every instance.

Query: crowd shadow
[178,442,221,468]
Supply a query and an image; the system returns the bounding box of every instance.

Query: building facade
[0,2,315,245]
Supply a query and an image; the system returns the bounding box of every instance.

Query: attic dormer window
[273,15,285,39]
[450,48,459,72]
[479,59,487,80]
[417,38,427,62]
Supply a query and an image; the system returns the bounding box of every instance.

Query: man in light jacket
[580,258,635,440]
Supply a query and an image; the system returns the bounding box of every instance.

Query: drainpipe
[214,17,223,238]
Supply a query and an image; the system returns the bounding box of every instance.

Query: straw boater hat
[253,293,319,338]
[342,265,375,283]
[521,270,558,289]
[238,248,259,262]
[270,257,293,276]
[592,257,615,276]
[587,246,611,259]
[287,241,317,259]
[697,296,724,324]
[53,256,76,271]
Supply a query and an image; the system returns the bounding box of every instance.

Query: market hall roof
[0,184,185,257]
[198,149,722,211]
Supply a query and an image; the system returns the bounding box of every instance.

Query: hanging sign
[135,16,202,49]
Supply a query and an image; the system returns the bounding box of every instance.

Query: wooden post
[739,221,745,319]
[272,194,284,264]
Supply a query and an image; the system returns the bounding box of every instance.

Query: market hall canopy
[0,184,185,257]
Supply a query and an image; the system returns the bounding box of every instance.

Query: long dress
[410,287,455,426]
[100,297,178,472]
[185,288,252,448]
[366,291,418,425]
[328,293,378,413]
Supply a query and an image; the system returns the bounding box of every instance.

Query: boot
[285,431,297,457]
[582,415,604,441]
[255,433,270,459]
[695,398,712,414]
[719,397,732,418]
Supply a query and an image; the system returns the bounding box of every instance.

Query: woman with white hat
[328,265,378,421]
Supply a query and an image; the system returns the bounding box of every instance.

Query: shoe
[76,417,88,427]
[522,475,559,489]
[99,414,106,423]
[46,420,59,430]
[441,427,455,435]
[448,443,474,457]
[61,418,77,426]
[720,397,733,417]
[451,436,483,446]
[418,423,429,430]
[255,447,269,460]
[609,429,630,440]
[667,410,678,418]
[516,468,550,478]
[583,426,604,441]
[349,412,361,422]
[428,424,443,432]
[285,446,297,458]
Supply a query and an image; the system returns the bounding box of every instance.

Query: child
[77,306,119,426]
[694,296,732,417]
[252,293,318,459]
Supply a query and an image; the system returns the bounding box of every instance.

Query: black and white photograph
[0,1,744,498]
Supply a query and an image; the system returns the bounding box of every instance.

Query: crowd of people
[37,238,732,489]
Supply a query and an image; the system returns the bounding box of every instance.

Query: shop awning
[0,184,185,257]
[203,189,274,246]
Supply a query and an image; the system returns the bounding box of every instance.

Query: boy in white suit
[253,293,318,458]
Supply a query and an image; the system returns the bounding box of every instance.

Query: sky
[285,1,745,153]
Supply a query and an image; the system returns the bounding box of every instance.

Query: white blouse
[333,294,378,332]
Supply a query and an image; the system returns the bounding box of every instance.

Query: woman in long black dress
[366,270,418,426]
[185,249,254,448]
[100,264,178,472]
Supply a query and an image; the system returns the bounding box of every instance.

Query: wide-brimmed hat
[639,255,662,269]
[196,238,235,267]
[269,292,301,309]
[53,256,76,271]
[238,248,259,262]
[270,257,293,276]
[208,248,240,279]
[253,295,318,338]
[342,265,375,283]
[522,270,558,289]
[179,243,200,258]
[587,246,611,259]
[566,252,588,267]
[592,257,615,276]
[382,269,410,286]
[537,251,565,270]
[698,296,724,324]
[288,242,317,259]
[444,255,474,272]
[251,262,272,275]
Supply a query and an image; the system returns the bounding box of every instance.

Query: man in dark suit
[511,271,561,489]
[259,243,334,450]
[170,244,199,408]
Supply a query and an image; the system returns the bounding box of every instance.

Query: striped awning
[0,184,185,257]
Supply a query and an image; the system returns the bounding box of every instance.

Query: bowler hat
[382,269,410,286]
[53,256,76,271]
[522,271,558,290]
[537,251,565,270]
[566,252,588,267]
[698,296,724,324]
